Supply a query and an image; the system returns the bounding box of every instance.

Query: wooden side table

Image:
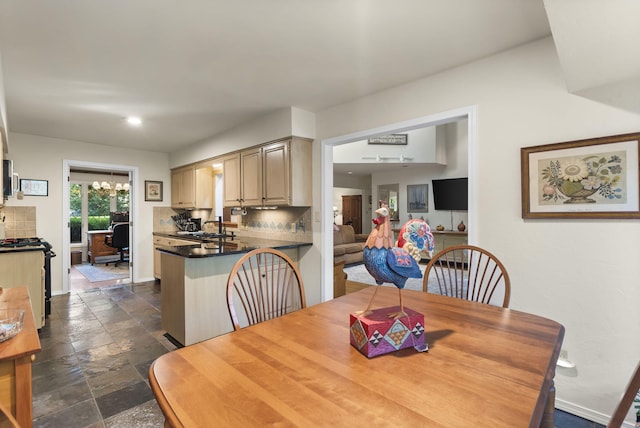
[0,287,41,427]
[87,230,118,264]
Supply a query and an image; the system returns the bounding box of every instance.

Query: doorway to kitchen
[62,160,138,293]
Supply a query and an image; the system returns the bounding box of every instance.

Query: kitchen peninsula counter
[154,233,311,258]
[157,233,311,347]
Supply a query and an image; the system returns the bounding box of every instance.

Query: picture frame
[407,184,428,212]
[20,179,48,196]
[521,132,640,219]
[368,134,408,145]
[145,180,163,202]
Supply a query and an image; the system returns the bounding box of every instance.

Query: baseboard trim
[556,398,633,427]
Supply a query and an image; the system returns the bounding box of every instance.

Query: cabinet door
[154,247,161,279]
[263,142,289,206]
[223,153,241,206]
[170,169,181,207]
[195,165,214,209]
[171,168,195,208]
[240,147,262,206]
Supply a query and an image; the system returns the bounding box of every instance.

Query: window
[69,183,130,243]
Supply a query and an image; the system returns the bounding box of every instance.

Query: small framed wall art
[368,134,408,145]
[20,179,48,196]
[407,184,428,212]
[145,180,163,202]
[521,132,640,219]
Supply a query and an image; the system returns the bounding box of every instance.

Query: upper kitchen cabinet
[171,166,195,208]
[240,146,263,206]
[223,137,312,208]
[171,163,214,209]
[194,162,214,209]
[222,153,241,207]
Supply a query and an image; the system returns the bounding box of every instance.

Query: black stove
[0,237,45,247]
[0,237,55,318]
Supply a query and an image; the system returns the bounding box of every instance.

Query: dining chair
[607,361,640,428]
[226,248,306,331]
[422,244,511,308]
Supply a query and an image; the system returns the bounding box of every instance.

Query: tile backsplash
[0,206,37,238]
[153,206,312,242]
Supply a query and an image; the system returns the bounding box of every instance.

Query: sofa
[333,224,367,265]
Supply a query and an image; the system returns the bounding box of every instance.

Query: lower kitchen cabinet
[0,250,45,329]
[153,236,198,280]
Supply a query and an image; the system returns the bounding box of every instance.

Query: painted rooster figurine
[361,204,433,319]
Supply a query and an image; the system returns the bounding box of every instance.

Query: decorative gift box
[350,306,425,358]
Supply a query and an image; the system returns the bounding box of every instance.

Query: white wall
[4,132,171,293]
[170,107,316,168]
[314,37,640,424]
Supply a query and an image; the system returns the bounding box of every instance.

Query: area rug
[75,263,130,283]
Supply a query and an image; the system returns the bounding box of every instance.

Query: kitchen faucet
[203,216,224,235]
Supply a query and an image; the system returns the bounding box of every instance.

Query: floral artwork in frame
[521,132,640,219]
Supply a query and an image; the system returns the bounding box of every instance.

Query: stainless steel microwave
[2,159,17,197]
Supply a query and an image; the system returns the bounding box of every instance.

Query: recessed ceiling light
[126,116,142,126]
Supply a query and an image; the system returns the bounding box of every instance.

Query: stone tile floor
[32,277,606,427]
[33,281,176,427]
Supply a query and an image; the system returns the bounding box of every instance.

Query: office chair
[105,223,129,267]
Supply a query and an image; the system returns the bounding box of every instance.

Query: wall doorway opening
[62,160,138,293]
[321,105,477,302]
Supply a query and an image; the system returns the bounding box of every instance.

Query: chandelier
[92,173,130,197]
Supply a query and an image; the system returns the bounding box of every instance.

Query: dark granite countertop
[155,233,312,258]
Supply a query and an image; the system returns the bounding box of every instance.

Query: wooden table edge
[149,360,183,428]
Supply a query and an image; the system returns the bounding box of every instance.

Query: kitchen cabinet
[171,166,195,208]
[223,137,312,207]
[160,246,302,346]
[87,230,118,264]
[222,153,241,207]
[240,146,263,206]
[0,250,45,329]
[0,287,41,428]
[171,164,214,209]
[153,235,197,280]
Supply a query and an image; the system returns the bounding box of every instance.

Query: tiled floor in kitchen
[32,268,605,427]
[32,270,176,427]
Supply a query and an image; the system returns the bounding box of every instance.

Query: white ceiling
[0,1,636,155]
[0,1,552,153]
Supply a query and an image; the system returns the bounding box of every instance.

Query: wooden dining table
[149,286,564,427]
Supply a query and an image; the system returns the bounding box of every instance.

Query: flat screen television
[432,177,468,211]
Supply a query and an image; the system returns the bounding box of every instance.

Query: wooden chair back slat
[423,244,511,308]
[227,248,306,331]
